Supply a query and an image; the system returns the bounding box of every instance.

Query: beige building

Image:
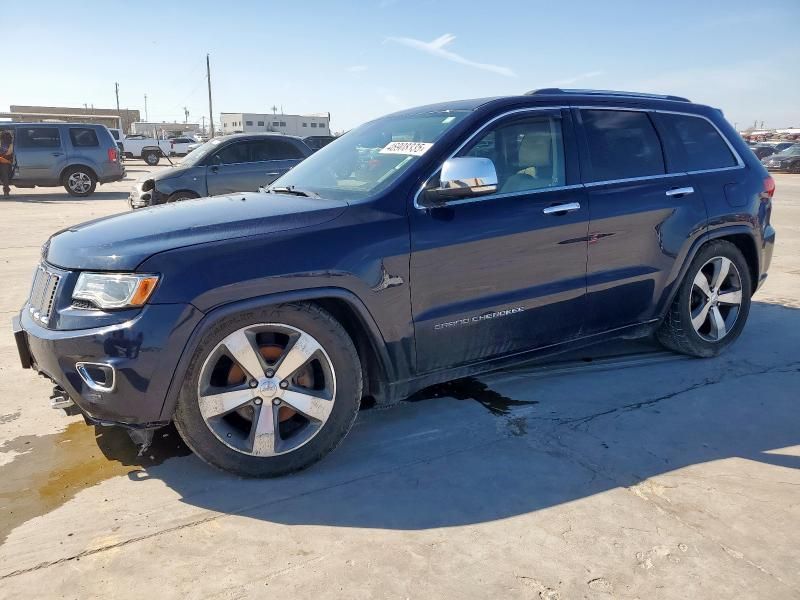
[8,105,140,132]
[221,112,331,136]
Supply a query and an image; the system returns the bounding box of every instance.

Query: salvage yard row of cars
[12,89,778,477]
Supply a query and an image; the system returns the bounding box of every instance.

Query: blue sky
[3,0,798,132]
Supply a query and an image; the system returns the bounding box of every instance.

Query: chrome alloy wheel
[67,172,92,194]
[197,323,336,457]
[690,256,743,342]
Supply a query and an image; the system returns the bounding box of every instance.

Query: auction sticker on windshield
[379,141,433,156]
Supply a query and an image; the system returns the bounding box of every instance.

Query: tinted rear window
[69,128,100,147]
[581,110,665,181]
[660,113,737,171]
[249,139,305,160]
[17,127,61,148]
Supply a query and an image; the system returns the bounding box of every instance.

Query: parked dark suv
[129,133,311,208]
[13,89,775,477]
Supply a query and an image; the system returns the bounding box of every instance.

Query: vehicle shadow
[5,191,130,203]
[93,300,800,530]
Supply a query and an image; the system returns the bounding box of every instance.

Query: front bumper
[13,303,203,426]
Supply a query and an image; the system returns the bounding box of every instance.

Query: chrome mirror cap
[421,157,498,206]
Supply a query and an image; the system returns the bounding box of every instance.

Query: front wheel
[657,240,751,357]
[63,167,97,197]
[173,303,362,477]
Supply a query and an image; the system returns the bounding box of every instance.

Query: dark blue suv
[12,89,776,477]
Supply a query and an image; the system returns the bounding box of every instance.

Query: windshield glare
[776,145,800,156]
[180,139,222,166]
[268,110,469,200]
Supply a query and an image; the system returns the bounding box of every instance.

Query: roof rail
[525,88,691,102]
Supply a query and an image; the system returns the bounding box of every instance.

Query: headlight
[73,273,159,309]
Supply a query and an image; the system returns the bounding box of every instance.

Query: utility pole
[201,115,206,133]
[206,54,215,137]
[144,94,149,122]
[115,82,122,131]
[184,106,189,124]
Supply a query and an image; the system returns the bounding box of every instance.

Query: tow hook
[50,385,79,415]
[128,428,155,456]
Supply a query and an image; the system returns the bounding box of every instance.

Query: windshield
[268,110,469,200]
[180,138,223,166]
[775,145,800,157]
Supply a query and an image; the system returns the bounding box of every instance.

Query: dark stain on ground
[0,411,21,425]
[0,421,191,546]
[407,377,538,416]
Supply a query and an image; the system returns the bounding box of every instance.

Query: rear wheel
[173,303,362,477]
[63,167,97,197]
[657,240,751,357]
[142,150,160,166]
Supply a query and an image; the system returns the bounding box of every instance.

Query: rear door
[13,126,66,184]
[247,138,308,188]
[66,126,103,168]
[410,109,589,372]
[576,108,703,333]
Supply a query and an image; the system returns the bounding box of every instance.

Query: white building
[221,112,330,137]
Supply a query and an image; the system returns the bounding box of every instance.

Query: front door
[410,110,589,373]
[205,140,253,196]
[13,126,66,185]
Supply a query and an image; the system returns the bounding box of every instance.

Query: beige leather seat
[500,131,552,194]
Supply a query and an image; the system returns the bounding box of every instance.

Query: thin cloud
[547,70,605,87]
[386,33,516,78]
[346,65,368,73]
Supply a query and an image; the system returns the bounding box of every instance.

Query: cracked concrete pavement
[0,167,798,599]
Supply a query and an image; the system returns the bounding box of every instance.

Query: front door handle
[51,152,64,157]
[666,186,694,197]
[543,202,581,215]
[265,172,280,177]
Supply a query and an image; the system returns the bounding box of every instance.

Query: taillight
[108,147,118,162]
[763,176,775,199]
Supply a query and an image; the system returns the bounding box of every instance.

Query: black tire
[657,240,752,357]
[173,303,362,477]
[62,167,97,197]
[167,191,199,203]
[142,150,160,166]
[789,161,800,174]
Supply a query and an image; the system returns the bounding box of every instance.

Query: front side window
[461,115,565,194]
[581,110,665,181]
[17,127,61,149]
[69,128,99,147]
[209,141,249,165]
[271,110,469,201]
[661,113,737,171]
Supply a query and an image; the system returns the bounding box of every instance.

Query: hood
[46,192,348,271]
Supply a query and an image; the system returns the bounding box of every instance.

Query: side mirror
[420,157,498,207]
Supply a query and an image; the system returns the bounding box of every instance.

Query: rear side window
[660,113,737,171]
[69,128,99,147]
[581,110,665,181]
[16,127,61,149]
[248,139,305,161]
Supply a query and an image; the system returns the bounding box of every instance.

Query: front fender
[157,287,397,421]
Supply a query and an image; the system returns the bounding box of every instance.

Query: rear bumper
[99,163,126,184]
[758,224,776,291]
[13,303,203,427]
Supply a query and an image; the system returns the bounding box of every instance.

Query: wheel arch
[158,288,395,421]
[60,163,98,184]
[659,225,760,322]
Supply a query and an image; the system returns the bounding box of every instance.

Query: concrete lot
[0,165,798,599]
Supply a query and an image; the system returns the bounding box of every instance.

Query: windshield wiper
[266,186,319,198]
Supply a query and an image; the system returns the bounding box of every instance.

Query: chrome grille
[28,265,60,326]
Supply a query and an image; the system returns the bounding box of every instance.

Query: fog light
[76,362,116,392]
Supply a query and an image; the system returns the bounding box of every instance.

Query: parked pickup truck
[117,134,173,166]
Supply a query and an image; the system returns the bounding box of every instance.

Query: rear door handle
[51,152,64,157]
[543,202,581,215]
[666,186,694,197]
[265,172,280,177]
